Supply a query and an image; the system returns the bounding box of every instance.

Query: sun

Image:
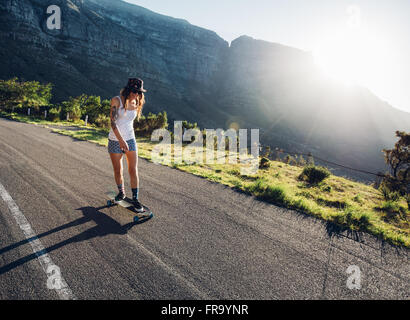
[313,25,395,88]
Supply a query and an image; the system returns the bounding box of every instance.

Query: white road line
[0,181,76,300]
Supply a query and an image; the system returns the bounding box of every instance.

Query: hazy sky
[125,0,410,113]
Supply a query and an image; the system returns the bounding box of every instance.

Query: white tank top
[108,96,137,141]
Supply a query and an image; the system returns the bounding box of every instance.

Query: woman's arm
[110,98,124,141]
[110,97,125,143]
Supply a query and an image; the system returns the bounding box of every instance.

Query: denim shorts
[108,138,137,154]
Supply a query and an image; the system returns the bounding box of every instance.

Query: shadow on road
[0,205,145,275]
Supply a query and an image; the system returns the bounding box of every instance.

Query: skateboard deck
[106,192,153,222]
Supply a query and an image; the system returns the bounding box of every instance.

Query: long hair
[119,87,145,121]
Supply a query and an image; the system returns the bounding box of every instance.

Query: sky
[125,0,410,113]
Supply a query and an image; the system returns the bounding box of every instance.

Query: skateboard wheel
[133,216,139,222]
[107,200,112,206]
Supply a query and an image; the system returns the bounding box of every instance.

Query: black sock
[132,188,139,200]
[118,184,125,194]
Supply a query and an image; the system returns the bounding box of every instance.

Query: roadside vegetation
[1,77,409,247]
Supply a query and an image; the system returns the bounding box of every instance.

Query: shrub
[380,201,406,217]
[291,198,311,212]
[307,154,315,165]
[285,155,297,166]
[246,178,267,194]
[333,207,371,231]
[263,185,287,204]
[298,165,331,184]
[134,111,168,137]
[382,131,409,196]
[298,155,307,167]
[379,183,401,201]
[61,97,83,121]
[247,180,288,205]
[94,114,110,129]
[259,157,270,169]
[48,107,61,122]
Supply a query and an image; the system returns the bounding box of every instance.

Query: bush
[298,155,307,167]
[134,111,168,137]
[298,165,331,184]
[379,183,401,201]
[285,155,297,166]
[48,107,61,122]
[259,157,270,169]
[0,78,52,111]
[94,114,110,129]
[61,97,84,121]
[382,131,409,196]
[263,185,287,204]
[380,201,406,218]
[246,178,267,194]
[333,207,371,231]
[245,179,288,205]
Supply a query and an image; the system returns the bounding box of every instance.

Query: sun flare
[313,26,396,88]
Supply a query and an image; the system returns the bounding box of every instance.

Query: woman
[108,78,146,212]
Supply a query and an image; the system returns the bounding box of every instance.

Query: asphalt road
[0,117,408,300]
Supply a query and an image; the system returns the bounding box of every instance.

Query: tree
[134,111,169,137]
[101,99,111,116]
[382,131,410,195]
[80,94,102,123]
[61,96,83,121]
[0,78,24,110]
[0,78,52,112]
[21,80,52,111]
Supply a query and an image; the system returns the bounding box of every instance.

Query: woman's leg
[125,150,139,189]
[125,149,143,211]
[109,152,124,186]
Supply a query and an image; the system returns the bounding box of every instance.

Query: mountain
[1,0,409,181]
[215,35,410,179]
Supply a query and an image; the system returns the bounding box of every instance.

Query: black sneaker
[132,197,144,213]
[115,192,126,202]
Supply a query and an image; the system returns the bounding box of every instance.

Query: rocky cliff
[0,0,229,126]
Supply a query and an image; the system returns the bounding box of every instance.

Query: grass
[2,111,409,248]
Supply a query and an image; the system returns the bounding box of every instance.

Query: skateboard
[106,191,153,222]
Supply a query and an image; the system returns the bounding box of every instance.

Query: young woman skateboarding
[108,78,146,212]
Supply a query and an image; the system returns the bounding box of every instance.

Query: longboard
[106,191,153,222]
